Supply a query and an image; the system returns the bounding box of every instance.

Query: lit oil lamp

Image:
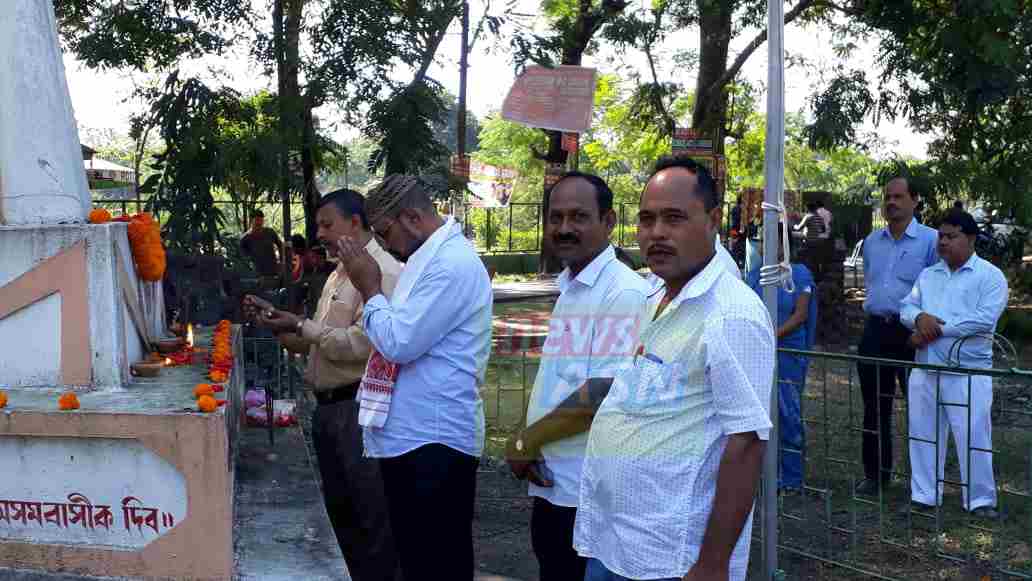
[186,324,194,349]
[164,357,172,366]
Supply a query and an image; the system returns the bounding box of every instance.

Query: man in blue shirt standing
[856,177,938,495]
[336,175,493,581]
[900,210,1007,518]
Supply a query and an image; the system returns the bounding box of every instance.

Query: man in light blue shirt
[336,175,492,581]
[504,172,648,581]
[855,177,939,496]
[900,210,1007,518]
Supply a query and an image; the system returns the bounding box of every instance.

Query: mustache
[647,244,676,255]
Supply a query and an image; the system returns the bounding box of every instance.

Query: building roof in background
[84,157,134,173]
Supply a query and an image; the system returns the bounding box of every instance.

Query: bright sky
[64,1,933,159]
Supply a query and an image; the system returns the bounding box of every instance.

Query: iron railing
[473,338,1032,580]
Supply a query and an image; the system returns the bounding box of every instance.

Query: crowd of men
[241,156,1008,581]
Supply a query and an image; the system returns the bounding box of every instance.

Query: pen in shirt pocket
[634,345,664,365]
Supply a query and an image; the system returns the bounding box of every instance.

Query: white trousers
[908,370,996,510]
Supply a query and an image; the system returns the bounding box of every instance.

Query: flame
[186,324,194,348]
[164,358,172,366]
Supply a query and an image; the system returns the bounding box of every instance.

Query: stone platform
[0,326,349,580]
[0,328,242,579]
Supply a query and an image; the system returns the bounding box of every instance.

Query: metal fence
[751,347,1032,580]
[476,338,1032,580]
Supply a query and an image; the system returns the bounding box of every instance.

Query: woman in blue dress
[747,230,817,492]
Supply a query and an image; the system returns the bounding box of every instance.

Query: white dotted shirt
[574,255,775,580]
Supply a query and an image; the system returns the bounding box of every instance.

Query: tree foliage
[808,1,1032,224]
[54,0,251,69]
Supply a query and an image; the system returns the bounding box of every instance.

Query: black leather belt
[314,380,361,405]
[869,313,901,325]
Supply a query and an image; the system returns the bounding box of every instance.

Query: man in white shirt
[575,156,775,581]
[900,210,1007,519]
[336,175,492,581]
[816,199,832,239]
[505,172,649,581]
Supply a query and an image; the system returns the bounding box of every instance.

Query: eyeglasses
[372,219,396,244]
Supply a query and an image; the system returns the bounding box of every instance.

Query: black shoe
[898,501,936,517]
[854,478,887,496]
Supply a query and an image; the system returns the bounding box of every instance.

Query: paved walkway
[493,279,560,304]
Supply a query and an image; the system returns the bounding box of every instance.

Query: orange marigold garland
[208,320,234,382]
[127,212,167,282]
[88,208,112,224]
[197,394,218,413]
[58,392,80,411]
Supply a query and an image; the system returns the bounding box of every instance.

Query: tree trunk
[691,0,734,156]
[301,103,319,242]
[273,0,292,283]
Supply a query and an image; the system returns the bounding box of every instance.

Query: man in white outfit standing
[901,210,1007,518]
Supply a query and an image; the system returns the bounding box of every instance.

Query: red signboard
[561,133,579,154]
[502,66,597,133]
[672,127,714,155]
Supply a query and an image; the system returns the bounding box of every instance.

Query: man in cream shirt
[247,189,403,581]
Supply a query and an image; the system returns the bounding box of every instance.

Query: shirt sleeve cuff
[300,319,324,343]
[724,418,773,441]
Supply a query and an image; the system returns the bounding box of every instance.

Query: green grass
[754,355,1032,580]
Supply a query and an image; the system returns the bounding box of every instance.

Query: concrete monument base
[0,328,244,580]
[0,223,165,389]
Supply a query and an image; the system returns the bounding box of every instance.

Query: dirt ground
[294,291,1032,581]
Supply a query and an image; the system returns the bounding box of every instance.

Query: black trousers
[312,401,401,581]
[380,444,479,581]
[857,316,915,482]
[531,498,587,581]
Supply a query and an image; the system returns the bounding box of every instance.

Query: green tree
[727,111,879,202]
[806,1,1032,225]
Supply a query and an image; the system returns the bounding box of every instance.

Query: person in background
[747,229,817,493]
[792,202,826,241]
[855,177,938,496]
[575,156,774,581]
[816,199,832,239]
[290,234,308,283]
[901,210,1006,518]
[335,175,492,581]
[730,198,742,232]
[240,210,284,288]
[505,172,649,581]
[244,189,403,581]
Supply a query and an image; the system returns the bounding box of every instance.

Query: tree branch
[704,0,818,103]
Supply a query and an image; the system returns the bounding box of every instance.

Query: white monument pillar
[0,0,91,225]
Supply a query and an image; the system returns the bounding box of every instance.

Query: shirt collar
[880,217,920,240]
[558,245,616,293]
[931,252,979,274]
[647,252,726,311]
